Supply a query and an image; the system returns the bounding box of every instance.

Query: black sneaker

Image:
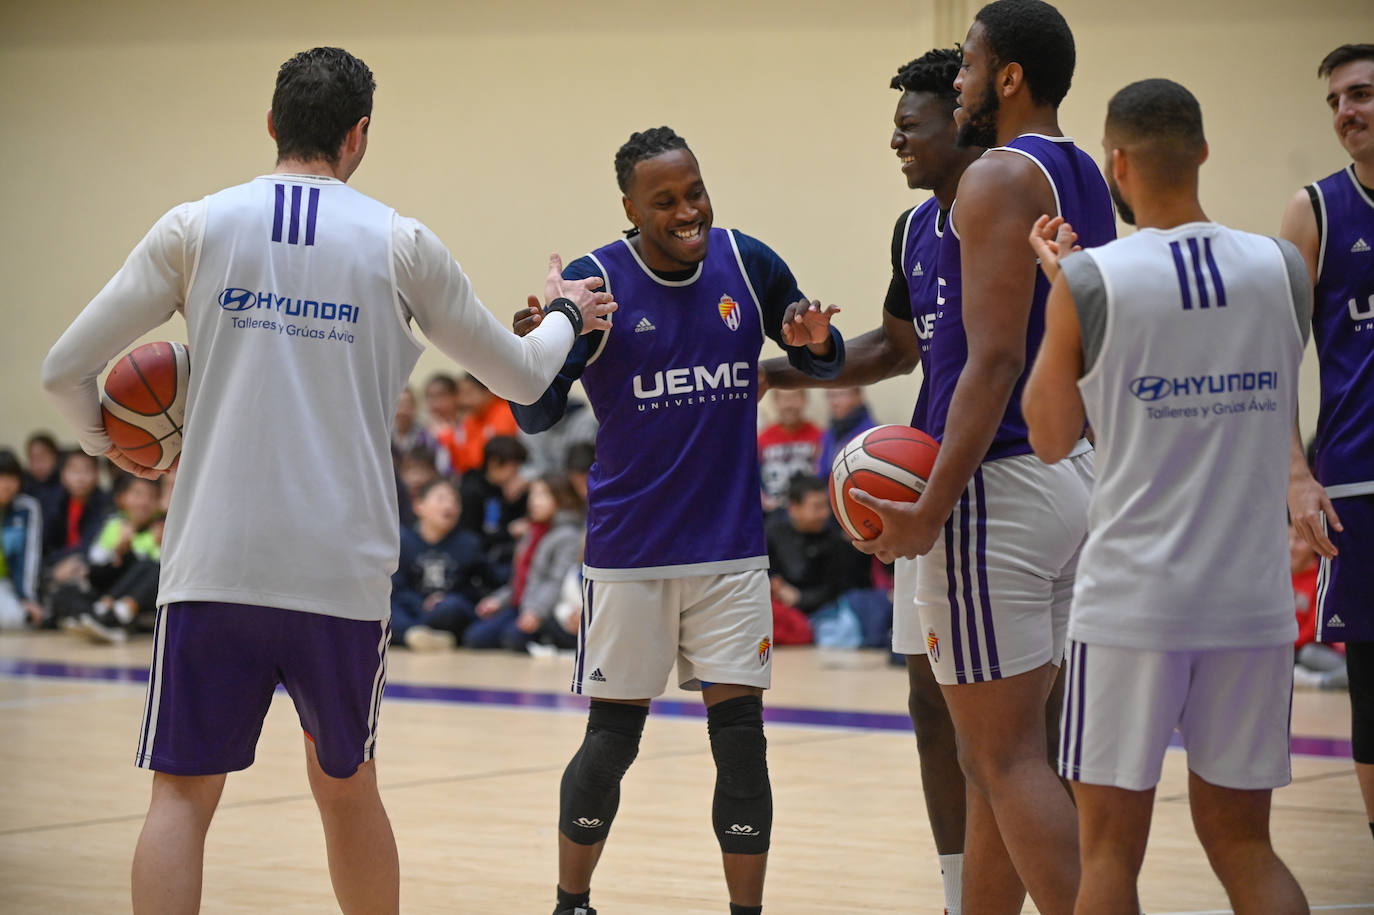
[552,907,596,915]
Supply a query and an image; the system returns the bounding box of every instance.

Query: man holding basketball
[850,2,1114,912]
[759,46,981,915]
[511,126,844,915]
[42,47,613,914]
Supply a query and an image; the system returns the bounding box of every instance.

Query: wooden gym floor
[0,632,1369,914]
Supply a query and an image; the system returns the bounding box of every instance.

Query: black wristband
[543,297,583,336]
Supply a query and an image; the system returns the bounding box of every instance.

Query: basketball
[828,424,939,541]
[100,341,190,471]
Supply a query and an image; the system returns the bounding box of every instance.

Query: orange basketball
[100,341,189,471]
[828,425,939,541]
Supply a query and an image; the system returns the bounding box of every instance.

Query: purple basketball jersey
[901,198,944,431]
[1310,165,1374,492]
[578,229,767,573]
[927,135,1116,461]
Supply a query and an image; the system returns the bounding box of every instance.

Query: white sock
[939,852,963,914]
[112,598,137,624]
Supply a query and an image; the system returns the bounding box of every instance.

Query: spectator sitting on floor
[519,395,598,480]
[55,473,165,643]
[459,435,529,580]
[396,443,440,528]
[565,441,594,504]
[0,449,45,630]
[21,432,65,525]
[758,389,823,512]
[464,473,585,652]
[43,449,110,566]
[447,373,520,478]
[420,372,462,476]
[390,478,496,652]
[814,387,876,478]
[766,474,872,645]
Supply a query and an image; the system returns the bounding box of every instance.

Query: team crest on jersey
[926,628,940,663]
[718,295,741,331]
[757,637,771,666]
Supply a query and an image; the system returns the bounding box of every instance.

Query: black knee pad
[559,701,647,844]
[1347,642,1374,764]
[708,695,772,854]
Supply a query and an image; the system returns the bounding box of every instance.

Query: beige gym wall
[0,0,1364,455]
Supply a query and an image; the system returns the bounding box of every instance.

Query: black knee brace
[708,695,772,855]
[1347,641,1374,765]
[559,700,647,844]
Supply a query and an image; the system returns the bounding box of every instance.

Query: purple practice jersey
[1309,165,1374,495]
[887,198,945,431]
[511,228,844,580]
[927,135,1116,461]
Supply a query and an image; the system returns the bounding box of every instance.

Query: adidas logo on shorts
[588,667,607,682]
[1327,614,1345,628]
[911,261,924,277]
[634,317,656,333]
[1352,238,1371,254]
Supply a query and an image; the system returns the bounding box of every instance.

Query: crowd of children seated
[1,385,1344,678]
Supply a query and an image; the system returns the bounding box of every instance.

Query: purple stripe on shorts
[575,580,592,694]
[305,186,320,246]
[1072,642,1088,778]
[271,184,285,242]
[288,185,302,245]
[944,515,966,684]
[973,470,999,676]
[137,608,165,763]
[958,490,982,682]
[1058,641,1074,776]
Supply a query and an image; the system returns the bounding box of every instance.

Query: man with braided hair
[759,46,981,915]
[513,126,845,915]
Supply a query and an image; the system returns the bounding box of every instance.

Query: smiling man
[511,126,844,915]
[1282,41,1374,849]
[758,46,982,915]
[846,2,1116,912]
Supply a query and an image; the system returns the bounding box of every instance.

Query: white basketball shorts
[891,556,924,655]
[915,446,1093,685]
[571,570,773,699]
[1059,639,1294,791]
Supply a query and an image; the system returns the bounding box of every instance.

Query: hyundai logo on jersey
[1129,372,1278,402]
[218,288,257,311]
[217,287,360,323]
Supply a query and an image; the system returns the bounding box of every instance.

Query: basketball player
[1281,42,1374,846]
[849,2,1114,911]
[511,126,844,915]
[1022,77,1310,915]
[41,47,614,914]
[759,47,980,915]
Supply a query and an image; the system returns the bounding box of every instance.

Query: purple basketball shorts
[135,602,389,778]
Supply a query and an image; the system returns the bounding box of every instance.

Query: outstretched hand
[781,299,841,349]
[512,299,542,337]
[542,253,617,335]
[1028,215,1081,284]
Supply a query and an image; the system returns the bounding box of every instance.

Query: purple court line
[0,657,1354,760]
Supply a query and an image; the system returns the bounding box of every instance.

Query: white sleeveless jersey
[1066,223,1306,650]
[43,173,577,621]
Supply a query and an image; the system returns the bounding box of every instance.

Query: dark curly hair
[614,126,692,193]
[1319,44,1374,78]
[272,47,375,165]
[974,0,1075,108]
[890,46,962,108]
